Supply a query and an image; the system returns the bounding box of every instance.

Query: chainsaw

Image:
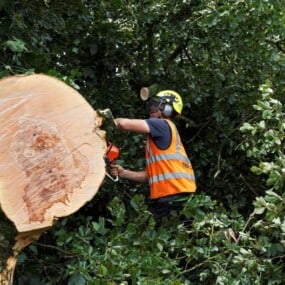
[97,108,120,182]
[104,141,120,182]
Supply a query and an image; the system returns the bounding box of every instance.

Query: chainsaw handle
[106,172,119,182]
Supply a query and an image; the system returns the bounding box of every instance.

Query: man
[110,90,197,221]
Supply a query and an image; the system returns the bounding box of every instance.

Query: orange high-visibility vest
[146,119,196,200]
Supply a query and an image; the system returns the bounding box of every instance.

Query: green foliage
[46,69,83,90]
[240,84,284,192]
[17,190,285,284]
[5,37,28,53]
[0,0,284,283]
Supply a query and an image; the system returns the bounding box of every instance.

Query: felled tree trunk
[0,74,107,284]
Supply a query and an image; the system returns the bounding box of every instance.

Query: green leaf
[5,38,28,53]
[254,207,266,215]
[98,264,108,277]
[68,274,86,285]
[240,122,254,132]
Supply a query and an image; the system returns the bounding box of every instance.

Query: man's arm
[115,118,150,133]
[111,118,149,183]
[110,165,148,183]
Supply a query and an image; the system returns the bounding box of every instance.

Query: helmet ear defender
[161,103,174,118]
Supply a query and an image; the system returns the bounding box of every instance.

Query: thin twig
[239,174,258,196]
[33,242,79,257]
[224,212,255,270]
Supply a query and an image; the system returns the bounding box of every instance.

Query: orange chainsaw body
[105,142,120,165]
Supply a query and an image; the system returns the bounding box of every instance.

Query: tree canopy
[0,0,284,284]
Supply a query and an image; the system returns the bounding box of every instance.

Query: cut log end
[0,74,107,232]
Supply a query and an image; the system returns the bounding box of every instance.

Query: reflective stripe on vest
[149,171,196,184]
[146,153,191,165]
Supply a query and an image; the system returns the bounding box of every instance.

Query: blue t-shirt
[145,118,171,149]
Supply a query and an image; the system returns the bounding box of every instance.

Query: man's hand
[110,164,148,183]
[110,164,124,178]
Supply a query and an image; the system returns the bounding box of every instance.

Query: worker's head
[148,90,183,119]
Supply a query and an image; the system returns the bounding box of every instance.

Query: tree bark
[0,74,107,284]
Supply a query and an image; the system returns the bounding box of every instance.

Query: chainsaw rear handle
[105,172,119,182]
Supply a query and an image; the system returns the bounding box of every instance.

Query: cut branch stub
[0,74,106,232]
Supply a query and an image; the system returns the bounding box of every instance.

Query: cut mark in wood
[11,117,89,223]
